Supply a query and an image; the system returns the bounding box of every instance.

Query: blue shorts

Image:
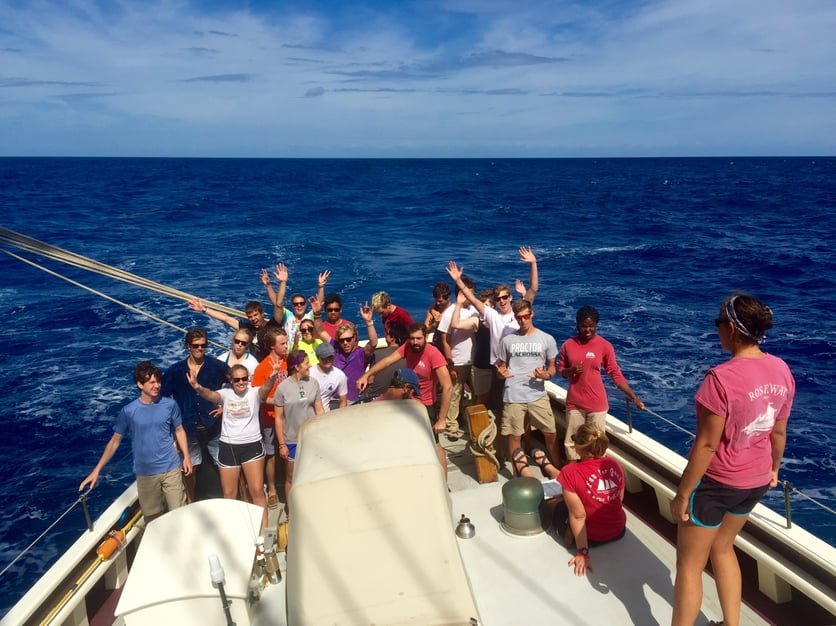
[286,443,298,461]
[217,440,265,468]
[689,475,770,528]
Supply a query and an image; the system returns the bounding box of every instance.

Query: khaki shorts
[564,409,608,461]
[136,466,186,518]
[501,395,555,436]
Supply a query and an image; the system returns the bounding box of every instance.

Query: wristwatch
[577,547,589,557]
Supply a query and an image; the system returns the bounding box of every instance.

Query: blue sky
[1,0,835,157]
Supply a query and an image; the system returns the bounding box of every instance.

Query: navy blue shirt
[161,356,229,439]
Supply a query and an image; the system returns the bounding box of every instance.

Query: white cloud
[0,0,834,156]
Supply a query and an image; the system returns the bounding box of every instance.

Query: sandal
[511,447,530,477]
[531,448,556,475]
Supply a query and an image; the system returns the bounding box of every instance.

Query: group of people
[79,252,794,626]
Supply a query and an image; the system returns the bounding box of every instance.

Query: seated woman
[187,362,278,529]
[216,328,259,378]
[515,424,626,576]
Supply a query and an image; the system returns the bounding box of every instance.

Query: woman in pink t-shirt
[671,293,795,626]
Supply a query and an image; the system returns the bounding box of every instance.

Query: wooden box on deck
[466,404,497,484]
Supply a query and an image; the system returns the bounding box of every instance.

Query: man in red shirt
[371,291,414,335]
[358,323,452,475]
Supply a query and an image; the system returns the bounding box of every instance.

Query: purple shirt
[333,341,371,403]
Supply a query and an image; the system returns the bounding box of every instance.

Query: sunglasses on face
[190,343,207,349]
[300,327,314,333]
[515,313,532,321]
[233,338,249,345]
[326,307,341,313]
[497,294,511,301]
[292,301,306,307]
[338,336,356,343]
[231,376,248,383]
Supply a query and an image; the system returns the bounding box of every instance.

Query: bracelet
[279,443,287,447]
[313,312,322,318]
[366,322,373,326]
[577,547,589,559]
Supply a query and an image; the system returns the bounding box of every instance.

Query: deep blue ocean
[1,157,834,614]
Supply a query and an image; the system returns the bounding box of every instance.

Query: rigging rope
[0,226,244,319]
[0,248,226,351]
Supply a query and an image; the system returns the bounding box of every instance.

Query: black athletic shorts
[217,439,265,468]
[689,475,770,528]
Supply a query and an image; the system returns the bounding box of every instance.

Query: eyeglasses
[515,313,532,321]
[292,301,306,307]
[497,294,511,301]
[233,338,249,345]
[337,336,356,343]
[300,327,314,333]
[231,376,249,383]
[190,343,207,349]
[326,307,341,312]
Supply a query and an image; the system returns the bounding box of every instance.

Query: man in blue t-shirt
[80,361,192,522]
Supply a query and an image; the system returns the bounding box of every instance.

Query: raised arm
[519,246,539,303]
[359,301,379,357]
[270,263,289,323]
[257,363,281,403]
[445,261,485,317]
[424,306,440,334]
[187,369,223,405]
[316,270,330,305]
[188,297,241,330]
[310,296,331,341]
[450,291,480,331]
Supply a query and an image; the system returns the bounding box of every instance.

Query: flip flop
[511,447,530,477]
[531,448,556,475]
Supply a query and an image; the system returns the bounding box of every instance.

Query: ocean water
[1,156,834,614]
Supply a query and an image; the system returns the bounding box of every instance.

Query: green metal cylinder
[500,477,545,536]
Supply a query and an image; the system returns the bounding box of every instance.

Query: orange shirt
[252,356,287,427]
